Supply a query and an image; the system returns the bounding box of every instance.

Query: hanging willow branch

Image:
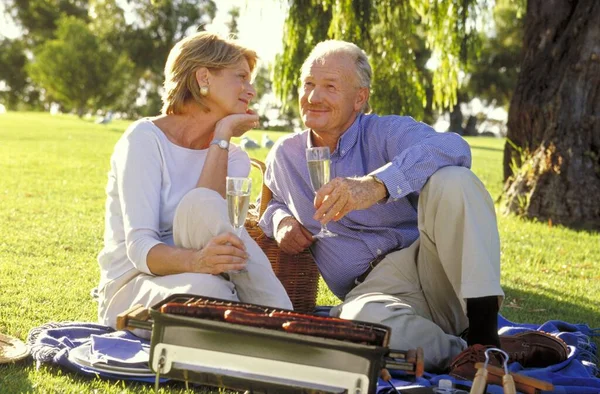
[274,0,489,117]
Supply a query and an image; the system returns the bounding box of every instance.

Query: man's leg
[417,166,503,347]
[173,188,292,310]
[331,241,467,372]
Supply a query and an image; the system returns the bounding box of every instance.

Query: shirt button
[341,150,346,154]
[397,186,402,194]
[377,249,382,255]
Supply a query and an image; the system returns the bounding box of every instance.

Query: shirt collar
[336,114,361,158]
[304,114,363,158]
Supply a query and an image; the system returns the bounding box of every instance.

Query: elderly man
[259,40,567,374]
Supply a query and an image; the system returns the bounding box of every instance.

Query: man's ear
[195,67,210,86]
[354,87,370,112]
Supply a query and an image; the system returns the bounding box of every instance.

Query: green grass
[1,112,598,393]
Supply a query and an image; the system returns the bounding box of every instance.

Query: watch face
[211,139,229,149]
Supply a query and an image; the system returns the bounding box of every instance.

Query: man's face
[299,54,366,137]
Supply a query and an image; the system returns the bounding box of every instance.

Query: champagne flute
[226,176,252,273]
[306,147,337,238]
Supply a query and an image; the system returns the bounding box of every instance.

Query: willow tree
[274,0,485,120]
[503,0,600,229]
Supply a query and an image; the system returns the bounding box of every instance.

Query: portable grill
[117,294,424,394]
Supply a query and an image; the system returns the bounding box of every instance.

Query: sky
[0,0,287,63]
[204,0,287,63]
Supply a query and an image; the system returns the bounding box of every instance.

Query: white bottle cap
[438,379,453,389]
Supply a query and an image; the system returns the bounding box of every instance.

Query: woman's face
[206,59,256,116]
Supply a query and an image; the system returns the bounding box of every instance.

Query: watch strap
[210,138,229,150]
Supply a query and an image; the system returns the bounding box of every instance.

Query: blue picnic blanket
[27,322,162,383]
[377,315,600,393]
[27,315,600,393]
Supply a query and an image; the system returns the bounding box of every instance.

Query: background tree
[4,0,89,46]
[0,38,30,110]
[451,0,523,135]
[275,0,485,120]
[503,0,600,228]
[27,16,134,116]
[226,6,240,36]
[119,0,216,116]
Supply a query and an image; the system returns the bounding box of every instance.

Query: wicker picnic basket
[244,158,320,313]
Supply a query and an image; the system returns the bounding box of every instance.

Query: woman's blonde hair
[161,32,258,114]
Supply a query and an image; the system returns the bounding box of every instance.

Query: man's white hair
[301,40,372,113]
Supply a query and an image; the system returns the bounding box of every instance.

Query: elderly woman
[96,32,292,330]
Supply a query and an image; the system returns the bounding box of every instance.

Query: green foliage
[462,0,523,108]
[275,0,489,117]
[88,0,127,42]
[3,0,217,117]
[226,6,240,35]
[27,16,135,116]
[0,38,31,109]
[114,0,217,116]
[274,0,332,113]
[5,0,90,46]
[124,0,216,76]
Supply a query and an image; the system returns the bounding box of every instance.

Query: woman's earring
[200,86,209,96]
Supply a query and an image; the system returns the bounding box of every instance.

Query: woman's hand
[214,109,260,139]
[190,232,248,274]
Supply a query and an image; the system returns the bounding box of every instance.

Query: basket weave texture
[245,159,320,313]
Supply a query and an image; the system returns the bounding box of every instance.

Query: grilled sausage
[269,311,354,326]
[223,309,286,329]
[282,321,378,344]
[160,303,244,320]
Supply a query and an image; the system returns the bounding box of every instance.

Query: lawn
[0,112,598,393]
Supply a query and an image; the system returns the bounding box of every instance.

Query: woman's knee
[173,188,230,240]
[175,188,225,219]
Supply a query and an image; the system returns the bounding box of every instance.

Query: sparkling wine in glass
[306,147,337,238]
[226,176,251,273]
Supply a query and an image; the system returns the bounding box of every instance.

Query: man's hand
[275,216,314,255]
[314,176,387,224]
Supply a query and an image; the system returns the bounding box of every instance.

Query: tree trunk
[464,115,478,136]
[448,103,464,135]
[503,0,600,229]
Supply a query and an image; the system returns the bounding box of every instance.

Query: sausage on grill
[282,321,378,344]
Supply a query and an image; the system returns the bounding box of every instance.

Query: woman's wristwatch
[210,138,230,150]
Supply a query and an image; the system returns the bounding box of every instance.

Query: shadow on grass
[470,145,504,153]
[2,361,237,393]
[0,361,34,393]
[501,285,600,329]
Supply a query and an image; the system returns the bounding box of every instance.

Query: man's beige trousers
[331,166,504,372]
[98,188,292,333]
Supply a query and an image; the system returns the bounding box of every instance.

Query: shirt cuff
[370,163,412,201]
[128,237,163,276]
[272,209,293,237]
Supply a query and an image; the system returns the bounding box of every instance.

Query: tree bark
[503,0,600,229]
[448,103,464,135]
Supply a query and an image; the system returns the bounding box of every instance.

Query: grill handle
[116,304,153,331]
